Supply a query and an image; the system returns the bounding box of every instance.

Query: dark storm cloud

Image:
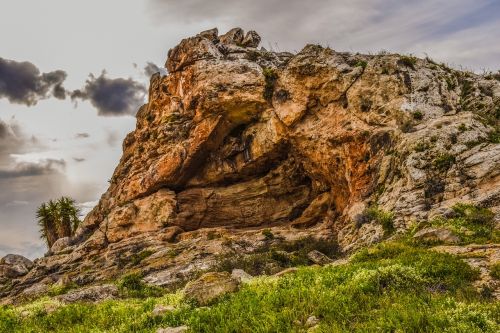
[0,159,66,179]
[144,62,167,77]
[71,71,146,116]
[0,57,68,106]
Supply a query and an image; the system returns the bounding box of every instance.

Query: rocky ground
[1,27,499,306]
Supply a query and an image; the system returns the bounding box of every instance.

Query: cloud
[0,158,66,179]
[0,57,68,106]
[144,62,167,77]
[0,118,24,162]
[71,71,147,116]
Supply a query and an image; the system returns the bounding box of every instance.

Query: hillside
[1,27,499,332]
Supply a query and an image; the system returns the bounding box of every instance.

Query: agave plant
[36,197,81,248]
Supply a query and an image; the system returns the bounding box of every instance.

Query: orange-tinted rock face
[74,27,499,248]
[3,28,499,302]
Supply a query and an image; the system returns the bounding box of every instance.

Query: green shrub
[358,206,395,235]
[489,128,500,143]
[118,273,164,298]
[48,282,78,297]
[433,153,456,171]
[412,111,423,120]
[262,229,274,240]
[215,236,339,275]
[399,55,417,70]
[427,203,498,244]
[458,123,467,132]
[262,68,278,101]
[414,141,429,152]
[354,60,367,69]
[490,263,500,280]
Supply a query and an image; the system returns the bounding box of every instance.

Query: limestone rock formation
[1,27,499,303]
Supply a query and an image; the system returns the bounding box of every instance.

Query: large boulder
[0,254,33,269]
[0,254,33,278]
[183,272,240,306]
[50,237,72,253]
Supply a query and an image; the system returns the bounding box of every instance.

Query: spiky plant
[36,197,81,248]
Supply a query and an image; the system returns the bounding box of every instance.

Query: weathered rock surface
[55,284,119,303]
[413,227,461,244]
[0,255,33,280]
[1,27,499,302]
[183,271,240,305]
[307,250,333,266]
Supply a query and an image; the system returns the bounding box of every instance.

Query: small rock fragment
[184,272,240,306]
[219,27,244,45]
[152,304,176,316]
[307,250,333,266]
[241,30,261,48]
[305,315,320,327]
[160,226,184,243]
[198,28,218,42]
[231,269,253,283]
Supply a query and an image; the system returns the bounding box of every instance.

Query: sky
[1,0,499,259]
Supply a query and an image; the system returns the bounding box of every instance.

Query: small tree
[37,197,81,248]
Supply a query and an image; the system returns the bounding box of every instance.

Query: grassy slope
[1,242,498,333]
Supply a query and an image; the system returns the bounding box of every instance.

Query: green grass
[214,236,340,276]
[490,263,500,280]
[262,67,278,101]
[3,241,496,332]
[358,205,395,235]
[433,153,456,171]
[399,55,417,70]
[421,203,499,245]
[117,273,164,299]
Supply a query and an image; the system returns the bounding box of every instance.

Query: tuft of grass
[358,206,395,235]
[398,55,417,70]
[262,67,278,101]
[490,263,500,280]
[433,153,456,171]
[262,229,274,240]
[118,273,164,299]
[422,203,498,244]
[48,282,79,297]
[414,141,430,152]
[354,60,367,69]
[412,111,423,120]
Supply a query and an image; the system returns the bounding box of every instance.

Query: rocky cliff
[2,27,499,303]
